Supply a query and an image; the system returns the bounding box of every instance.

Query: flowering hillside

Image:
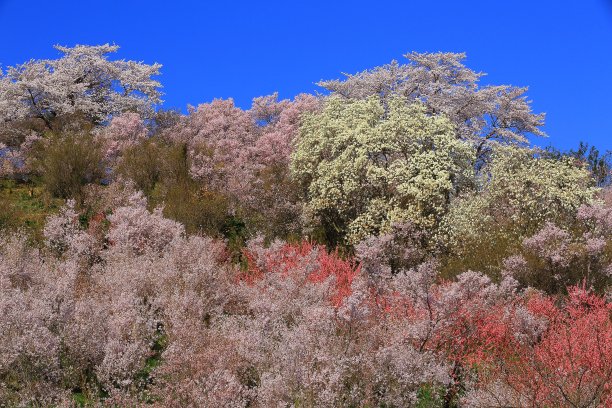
[0,46,611,407]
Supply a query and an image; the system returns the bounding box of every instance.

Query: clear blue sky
[1,0,611,151]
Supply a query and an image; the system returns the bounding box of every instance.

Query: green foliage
[133,332,168,404]
[240,162,304,242]
[415,385,446,407]
[32,132,105,200]
[114,139,234,238]
[72,391,90,407]
[222,215,248,262]
[569,142,612,187]
[292,95,474,246]
[115,139,163,195]
[0,179,64,240]
[155,181,230,236]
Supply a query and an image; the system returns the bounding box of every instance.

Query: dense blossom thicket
[1,45,611,407]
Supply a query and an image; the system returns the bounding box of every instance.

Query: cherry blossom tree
[0,44,161,130]
[0,44,161,181]
[97,112,148,163]
[319,52,545,163]
[164,93,319,238]
[500,197,612,293]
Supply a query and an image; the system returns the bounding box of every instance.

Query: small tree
[32,132,105,200]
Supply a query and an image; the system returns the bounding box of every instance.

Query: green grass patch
[0,178,64,241]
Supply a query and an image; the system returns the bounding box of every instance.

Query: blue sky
[1,0,611,151]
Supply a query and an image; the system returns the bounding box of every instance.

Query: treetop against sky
[0,0,611,150]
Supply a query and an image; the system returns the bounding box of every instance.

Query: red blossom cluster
[240,241,360,306]
[234,240,612,407]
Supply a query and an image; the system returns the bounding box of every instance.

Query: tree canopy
[0,44,161,132]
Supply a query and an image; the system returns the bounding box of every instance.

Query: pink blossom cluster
[1,198,610,406]
[97,112,148,162]
[500,200,612,292]
[164,93,320,232]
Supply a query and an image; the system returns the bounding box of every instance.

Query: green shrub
[115,139,163,195]
[33,133,105,200]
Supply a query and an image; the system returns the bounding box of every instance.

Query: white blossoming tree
[440,145,597,275]
[0,44,161,179]
[0,44,162,130]
[291,95,475,245]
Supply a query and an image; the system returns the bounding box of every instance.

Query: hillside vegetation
[1,45,611,407]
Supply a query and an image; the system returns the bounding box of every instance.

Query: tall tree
[318,52,545,164]
[291,95,474,246]
[0,44,162,132]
